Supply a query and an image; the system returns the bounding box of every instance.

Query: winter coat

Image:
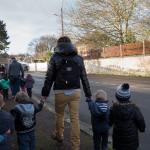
[10,101,43,133]
[8,60,24,79]
[0,79,10,89]
[25,76,34,89]
[41,42,91,98]
[88,99,109,133]
[0,109,14,150]
[109,102,145,150]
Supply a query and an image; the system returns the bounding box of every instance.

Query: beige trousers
[55,91,81,150]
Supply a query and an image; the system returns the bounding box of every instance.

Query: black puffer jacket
[42,43,91,97]
[109,102,145,150]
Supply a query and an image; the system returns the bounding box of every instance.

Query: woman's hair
[15,92,29,103]
[57,36,71,44]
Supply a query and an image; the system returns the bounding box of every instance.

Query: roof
[0,53,9,64]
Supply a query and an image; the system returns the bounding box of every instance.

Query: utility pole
[53,0,65,36]
[61,0,64,36]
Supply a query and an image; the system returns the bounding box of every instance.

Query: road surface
[31,72,150,150]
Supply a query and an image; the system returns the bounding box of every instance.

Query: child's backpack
[16,105,34,128]
[56,57,81,88]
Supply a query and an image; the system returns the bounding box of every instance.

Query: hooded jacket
[109,102,145,150]
[88,99,109,132]
[25,75,34,89]
[10,101,43,133]
[0,109,14,150]
[42,42,91,97]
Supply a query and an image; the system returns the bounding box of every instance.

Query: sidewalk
[4,97,93,150]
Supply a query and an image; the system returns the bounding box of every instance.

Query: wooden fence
[78,41,150,60]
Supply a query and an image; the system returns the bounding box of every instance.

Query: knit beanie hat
[95,89,108,101]
[116,83,131,102]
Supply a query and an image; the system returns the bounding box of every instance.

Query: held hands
[86,97,92,102]
[40,96,47,105]
[41,96,47,101]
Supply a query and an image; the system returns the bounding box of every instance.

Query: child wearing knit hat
[109,83,146,150]
[86,89,109,150]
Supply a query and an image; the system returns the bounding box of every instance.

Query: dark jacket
[10,101,43,133]
[109,102,145,150]
[25,76,34,89]
[88,99,109,133]
[41,43,91,97]
[8,60,24,78]
[0,110,14,150]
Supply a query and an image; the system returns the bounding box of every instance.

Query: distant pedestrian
[8,57,24,97]
[10,92,44,150]
[25,74,34,98]
[87,90,109,150]
[0,74,10,100]
[0,94,14,150]
[109,83,146,150]
[41,36,92,150]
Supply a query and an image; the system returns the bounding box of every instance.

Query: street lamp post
[61,0,64,36]
[53,0,65,36]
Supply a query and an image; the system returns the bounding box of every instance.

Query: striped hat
[116,83,131,102]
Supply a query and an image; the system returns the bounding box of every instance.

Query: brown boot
[51,133,63,143]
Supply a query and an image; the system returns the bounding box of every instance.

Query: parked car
[18,61,29,72]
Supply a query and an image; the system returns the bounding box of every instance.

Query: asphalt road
[31,72,150,150]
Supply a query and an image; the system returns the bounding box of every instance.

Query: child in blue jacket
[0,94,14,150]
[87,90,109,150]
[11,91,44,150]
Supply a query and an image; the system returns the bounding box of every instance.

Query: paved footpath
[4,97,94,150]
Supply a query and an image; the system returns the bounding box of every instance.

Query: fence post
[143,40,145,55]
[103,47,105,58]
[120,44,123,57]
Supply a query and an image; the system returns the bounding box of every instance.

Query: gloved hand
[41,96,47,101]
[40,99,45,105]
[86,97,92,102]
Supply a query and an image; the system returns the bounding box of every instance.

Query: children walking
[0,74,10,100]
[25,74,34,98]
[0,94,14,150]
[87,90,109,150]
[10,92,44,150]
[109,83,145,150]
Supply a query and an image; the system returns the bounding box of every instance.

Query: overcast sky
[0,0,76,54]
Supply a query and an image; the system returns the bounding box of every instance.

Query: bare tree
[28,35,57,60]
[67,0,138,44]
[134,0,150,40]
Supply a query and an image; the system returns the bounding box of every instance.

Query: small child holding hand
[87,90,109,150]
[11,92,44,150]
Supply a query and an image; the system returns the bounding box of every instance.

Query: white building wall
[28,56,150,76]
[84,56,150,76]
[29,62,48,72]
